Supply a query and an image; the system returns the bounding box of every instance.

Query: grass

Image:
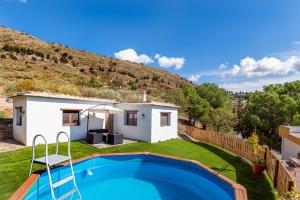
[0,139,276,200]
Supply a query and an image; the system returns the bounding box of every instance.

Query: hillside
[0,26,189,103]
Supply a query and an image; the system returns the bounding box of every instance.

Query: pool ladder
[29,132,82,200]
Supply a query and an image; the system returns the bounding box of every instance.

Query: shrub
[57,84,80,96]
[9,54,17,60]
[128,80,138,90]
[89,66,96,75]
[2,44,10,51]
[5,79,37,94]
[53,57,58,63]
[60,57,68,63]
[88,76,101,88]
[0,54,6,59]
[247,133,264,164]
[31,56,37,61]
[152,75,160,81]
[111,79,123,88]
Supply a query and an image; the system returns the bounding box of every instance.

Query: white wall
[114,104,178,143]
[281,138,300,160]
[22,96,113,146]
[114,104,152,142]
[151,106,178,142]
[13,96,27,144]
[13,96,179,145]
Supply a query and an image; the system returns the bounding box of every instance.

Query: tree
[199,108,210,130]
[209,108,235,133]
[181,84,210,125]
[237,81,300,149]
[196,83,231,109]
[292,114,300,126]
[167,88,188,112]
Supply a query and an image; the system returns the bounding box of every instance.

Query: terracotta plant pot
[252,163,265,175]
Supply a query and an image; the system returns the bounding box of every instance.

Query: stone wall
[0,119,13,139]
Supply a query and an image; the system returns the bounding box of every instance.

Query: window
[62,110,80,126]
[125,111,137,126]
[160,112,171,126]
[15,107,22,126]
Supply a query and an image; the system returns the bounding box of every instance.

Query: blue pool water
[24,154,235,200]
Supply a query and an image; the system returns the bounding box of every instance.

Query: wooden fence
[266,149,295,196]
[179,124,296,197]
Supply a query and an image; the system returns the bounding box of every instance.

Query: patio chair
[107,133,123,145]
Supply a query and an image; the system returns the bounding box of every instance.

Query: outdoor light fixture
[141,113,145,119]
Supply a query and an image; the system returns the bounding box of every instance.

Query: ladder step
[57,188,76,200]
[53,175,73,189]
[33,154,70,166]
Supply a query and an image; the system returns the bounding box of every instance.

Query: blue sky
[1,0,300,91]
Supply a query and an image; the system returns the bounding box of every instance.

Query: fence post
[273,159,280,188]
[288,180,294,192]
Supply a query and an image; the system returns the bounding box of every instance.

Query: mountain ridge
[0,25,190,102]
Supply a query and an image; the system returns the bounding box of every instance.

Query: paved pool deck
[0,139,24,153]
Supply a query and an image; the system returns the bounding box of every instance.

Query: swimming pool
[17,153,246,200]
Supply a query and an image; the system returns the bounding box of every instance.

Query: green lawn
[0,139,275,200]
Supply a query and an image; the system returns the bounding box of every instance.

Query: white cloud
[114,48,153,64]
[188,74,201,82]
[218,63,228,70]
[219,73,300,92]
[229,56,300,77]
[292,40,300,46]
[155,54,185,70]
[18,0,27,3]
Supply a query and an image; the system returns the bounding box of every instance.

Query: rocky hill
[0,26,189,103]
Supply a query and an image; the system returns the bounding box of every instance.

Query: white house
[279,125,300,160]
[12,92,178,146]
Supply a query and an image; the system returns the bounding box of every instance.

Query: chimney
[143,91,147,102]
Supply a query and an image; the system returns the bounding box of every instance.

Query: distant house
[279,126,300,160]
[11,92,178,146]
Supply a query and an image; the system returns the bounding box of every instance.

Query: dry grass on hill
[0,26,190,102]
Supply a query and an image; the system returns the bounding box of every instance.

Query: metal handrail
[29,132,82,200]
[29,134,48,176]
[56,131,70,156]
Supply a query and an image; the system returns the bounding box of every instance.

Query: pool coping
[9,152,248,200]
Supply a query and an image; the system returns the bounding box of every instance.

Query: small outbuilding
[279,125,300,160]
[12,92,178,146]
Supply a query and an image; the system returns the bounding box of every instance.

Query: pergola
[83,104,124,134]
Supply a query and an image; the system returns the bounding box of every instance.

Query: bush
[9,54,17,60]
[89,66,96,75]
[152,75,160,81]
[5,79,37,94]
[88,77,101,88]
[128,80,138,90]
[58,84,80,96]
[60,57,68,63]
[111,79,123,88]
[0,54,6,59]
[31,56,37,61]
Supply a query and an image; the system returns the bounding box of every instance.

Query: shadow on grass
[191,141,275,200]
